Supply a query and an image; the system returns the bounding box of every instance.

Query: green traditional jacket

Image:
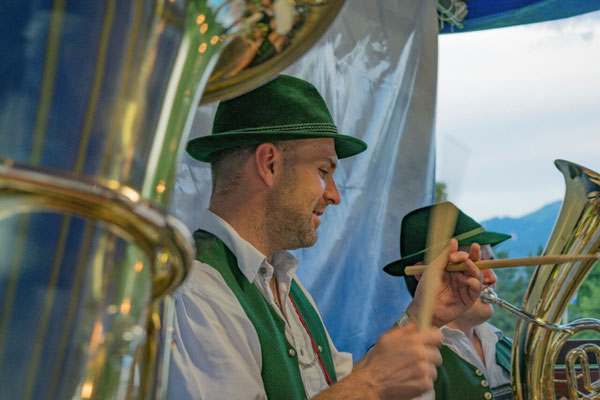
[433,336,512,400]
[194,229,338,400]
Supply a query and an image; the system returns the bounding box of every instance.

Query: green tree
[489,243,600,340]
[567,259,600,339]
[487,249,534,339]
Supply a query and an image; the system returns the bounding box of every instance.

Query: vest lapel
[495,336,512,373]
[193,229,338,398]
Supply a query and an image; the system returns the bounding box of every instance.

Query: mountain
[482,200,562,258]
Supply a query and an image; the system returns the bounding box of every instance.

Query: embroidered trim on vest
[491,382,512,400]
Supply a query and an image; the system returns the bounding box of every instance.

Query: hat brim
[383,231,512,276]
[186,131,367,162]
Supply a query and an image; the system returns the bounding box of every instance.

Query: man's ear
[254,143,281,187]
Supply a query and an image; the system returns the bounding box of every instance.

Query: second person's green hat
[384,201,511,277]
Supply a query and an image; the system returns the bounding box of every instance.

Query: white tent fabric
[170,0,439,358]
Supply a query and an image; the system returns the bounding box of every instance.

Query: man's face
[456,244,497,325]
[266,138,340,250]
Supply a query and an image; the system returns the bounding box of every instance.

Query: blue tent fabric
[441,0,600,33]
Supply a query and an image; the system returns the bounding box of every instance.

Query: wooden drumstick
[404,253,600,276]
[418,203,458,331]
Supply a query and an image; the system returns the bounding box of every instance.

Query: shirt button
[258,266,267,275]
[288,348,296,357]
[484,392,492,400]
[481,380,489,387]
[475,369,483,376]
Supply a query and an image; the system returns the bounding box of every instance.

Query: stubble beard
[266,170,318,251]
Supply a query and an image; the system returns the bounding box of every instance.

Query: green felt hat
[383,202,511,296]
[187,75,367,162]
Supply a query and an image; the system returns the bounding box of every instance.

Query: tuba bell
[481,159,600,399]
[0,1,344,398]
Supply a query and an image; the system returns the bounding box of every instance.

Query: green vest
[433,336,512,400]
[194,230,338,400]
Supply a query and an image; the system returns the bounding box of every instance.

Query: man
[384,202,512,400]
[168,75,483,399]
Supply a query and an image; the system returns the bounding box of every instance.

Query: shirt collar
[198,209,298,282]
[270,250,299,279]
[475,322,504,341]
[441,322,503,343]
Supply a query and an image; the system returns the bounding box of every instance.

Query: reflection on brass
[201,0,346,104]
[47,223,95,397]
[565,344,600,399]
[24,216,72,400]
[31,0,67,166]
[482,288,600,398]
[0,0,343,398]
[480,288,569,333]
[490,160,600,399]
[0,160,194,399]
[0,161,194,298]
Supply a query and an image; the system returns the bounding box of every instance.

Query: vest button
[481,379,489,387]
[288,348,296,357]
[475,369,483,376]
[484,392,492,400]
[317,345,323,353]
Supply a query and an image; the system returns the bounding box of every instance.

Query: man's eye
[318,168,328,177]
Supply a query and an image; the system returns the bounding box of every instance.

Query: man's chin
[286,231,318,250]
[479,309,494,324]
[463,304,493,326]
[303,231,318,248]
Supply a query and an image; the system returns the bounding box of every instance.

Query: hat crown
[212,75,335,134]
[186,75,367,162]
[400,202,482,259]
[383,202,511,288]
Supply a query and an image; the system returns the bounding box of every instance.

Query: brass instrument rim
[511,159,600,399]
[200,0,346,104]
[0,159,194,299]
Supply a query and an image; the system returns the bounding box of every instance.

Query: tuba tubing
[0,1,346,399]
[510,159,600,400]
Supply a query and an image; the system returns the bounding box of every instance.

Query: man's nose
[482,269,497,287]
[324,178,341,205]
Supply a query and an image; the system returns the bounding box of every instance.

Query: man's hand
[342,321,443,400]
[407,239,482,327]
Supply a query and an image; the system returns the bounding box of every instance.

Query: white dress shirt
[414,322,511,400]
[168,210,353,400]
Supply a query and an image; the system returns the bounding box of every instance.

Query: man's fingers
[469,242,481,262]
[420,327,443,347]
[460,258,480,279]
[456,272,482,293]
[428,239,459,273]
[426,346,443,366]
[447,242,481,264]
[448,251,470,264]
[448,238,458,253]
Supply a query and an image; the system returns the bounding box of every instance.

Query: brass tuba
[0,1,343,398]
[482,159,600,399]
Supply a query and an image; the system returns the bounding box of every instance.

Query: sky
[435,10,600,222]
